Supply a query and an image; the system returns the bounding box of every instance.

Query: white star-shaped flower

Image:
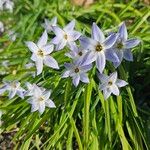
[42,17,57,33]
[98,72,128,99]
[26,30,59,75]
[27,84,56,114]
[0,81,25,99]
[51,20,81,50]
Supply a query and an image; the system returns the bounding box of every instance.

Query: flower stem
[119,65,138,116]
[83,81,92,150]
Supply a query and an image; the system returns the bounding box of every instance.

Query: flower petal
[34,85,43,98]
[64,19,75,31]
[45,99,56,108]
[99,82,107,91]
[109,72,117,83]
[111,84,119,96]
[118,22,128,41]
[105,48,119,62]
[43,90,51,100]
[42,44,54,54]
[51,16,57,25]
[51,36,61,44]
[37,30,48,47]
[123,49,133,61]
[35,58,43,75]
[62,70,70,78]
[103,88,111,100]
[98,73,109,83]
[25,41,39,53]
[42,19,52,32]
[64,63,73,69]
[124,39,140,49]
[52,26,64,36]
[79,36,97,50]
[80,64,92,72]
[103,33,118,49]
[116,79,128,87]
[31,53,37,61]
[96,52,106,73]
[9,89,17,99]
[113,50,123,68]
[0,85,7,95]
[31,102,39,112]
[56,39,67,50]
[80,73,89,83]
[17,89,24,99]
[81,51,96,66]
[44,56,59,69]
[72,75,80,87]
[39,102,45,114]
[92,23,105,42]
[69,31,81,41]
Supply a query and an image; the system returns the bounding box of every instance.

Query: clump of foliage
[0,0,149,149]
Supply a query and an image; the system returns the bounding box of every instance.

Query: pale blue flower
[98,72,128,99]
[51,20,81,50]
[65,44,88,60]
[0,21,4,34]
[79,23,119,73]
[8,30,18,42]
[26,30,59,75]
[112,22,140,67]
[0,0,14,12]
[62,60,92,87]
[0,81,25,99]
[42,17,57,33]
[27,84,56,114]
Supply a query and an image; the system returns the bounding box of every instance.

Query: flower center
[108,81,113,86]
[78,51,83,56]
[74,67,79,73]
[116,42,123,49]
[64,34,68,40]
[37,49,44,57]
[11,83,17,88]
[38,96,44,101]
[96,44,103,52]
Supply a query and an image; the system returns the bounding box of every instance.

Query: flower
[62,60,92,87]
[42,17,57,33]
[98,72,128,99]
[65,44,88,60]
[0,0,14,12]
[0,21,4,34]
[112,22,140,67]
[0,81,25,99]
[51,20,81,50]
[26,30,59,75]
[79,23,119,73]
[8,30,18,41]
[27,84,56,114]
[24,82,36,96]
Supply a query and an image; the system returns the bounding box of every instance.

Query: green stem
[83,81,92,150]
[119,65,138,116]
[69,117,83,150]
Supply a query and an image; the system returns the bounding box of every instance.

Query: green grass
[0,0,150,149]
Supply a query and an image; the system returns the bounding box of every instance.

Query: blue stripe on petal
[118,22,128,41]
[103,34,118,49]
[92,23,105,43]
[124,39,140,49]
[123,49,133,61]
